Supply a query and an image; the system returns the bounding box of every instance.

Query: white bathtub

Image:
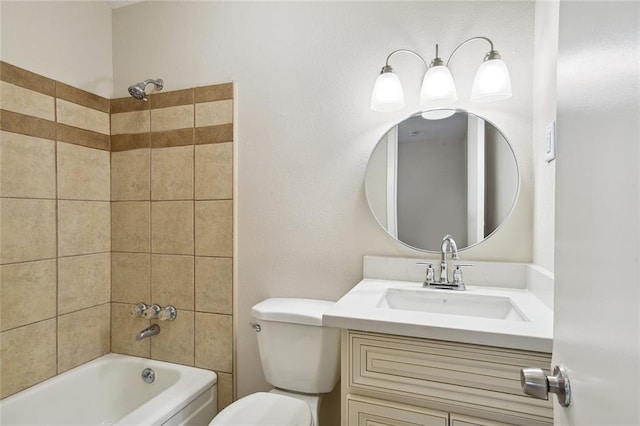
[0,354,217,426]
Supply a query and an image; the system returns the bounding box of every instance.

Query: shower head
[128,78,164,101]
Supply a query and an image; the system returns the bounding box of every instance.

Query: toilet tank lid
[251,298,335,326]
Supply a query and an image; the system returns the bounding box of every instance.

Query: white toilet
[210,298,341,426]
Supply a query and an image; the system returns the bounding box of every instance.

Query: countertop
[323,278,553,353]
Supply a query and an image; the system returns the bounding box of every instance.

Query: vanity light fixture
[370,36,512,112]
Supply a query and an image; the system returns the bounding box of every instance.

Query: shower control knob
[142,304,161,320]
[130,303,148,318]
[158,306,177,321]
[520,365,571,407]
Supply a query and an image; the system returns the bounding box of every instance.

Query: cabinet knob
[520,365,571,407]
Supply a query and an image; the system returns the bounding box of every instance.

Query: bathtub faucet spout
[135,324,160,341]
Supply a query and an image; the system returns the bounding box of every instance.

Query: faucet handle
[416,262,435,286]
[130,303,148,318]
[142,304,161,319]
[452,264,473,286]
[158,306,177,321]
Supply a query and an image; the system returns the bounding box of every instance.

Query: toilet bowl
[209,298,340,426]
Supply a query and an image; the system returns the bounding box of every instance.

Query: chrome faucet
[440,234,459,283]
[135,324,160,341]
[417,234,471,290]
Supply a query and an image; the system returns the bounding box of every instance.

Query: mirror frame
[365,108,521,253]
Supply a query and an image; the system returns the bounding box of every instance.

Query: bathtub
[0,353,217,426]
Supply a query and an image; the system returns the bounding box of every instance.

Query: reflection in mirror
[365,110,519,252]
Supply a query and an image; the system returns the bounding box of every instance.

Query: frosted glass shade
[471,59,512,102]
[370,72,405,112]
[419,65,457,107]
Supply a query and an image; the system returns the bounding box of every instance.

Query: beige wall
[532,0,559,272]
[0,62,112,398]
[0,1,113,98]
[109,84,235,412]
[111,1,536,400]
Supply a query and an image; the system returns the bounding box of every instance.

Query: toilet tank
[251,298,341,394]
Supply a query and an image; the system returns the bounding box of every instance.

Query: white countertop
[323,278,553,353]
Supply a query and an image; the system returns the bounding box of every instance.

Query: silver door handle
[520,365,571,407]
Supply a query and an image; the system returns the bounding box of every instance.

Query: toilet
[210,298,341,426]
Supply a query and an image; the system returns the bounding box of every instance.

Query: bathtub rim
[0,353,218,426]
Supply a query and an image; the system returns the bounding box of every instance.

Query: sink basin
[377,288,528,322]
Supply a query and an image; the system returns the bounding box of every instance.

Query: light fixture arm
[382,49,428,71]
[446,36,497,67]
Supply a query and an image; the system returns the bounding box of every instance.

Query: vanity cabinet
[341,330,553,426]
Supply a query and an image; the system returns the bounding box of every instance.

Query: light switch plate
[545,121,556,162]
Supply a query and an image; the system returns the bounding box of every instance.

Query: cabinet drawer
[450,413,513,426]
[347,394,448,426]
[348,331,553,423]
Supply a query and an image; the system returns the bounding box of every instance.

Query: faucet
[417,234,471,290]
[135,324,160,341]
[440,234,459,283]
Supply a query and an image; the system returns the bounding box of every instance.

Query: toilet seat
[209,392,313,425]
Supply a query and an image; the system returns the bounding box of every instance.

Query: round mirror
[365,109,519,252]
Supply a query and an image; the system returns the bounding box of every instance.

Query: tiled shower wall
[0,62,111,398]
[109,85,235,410]
[0,62,235,410]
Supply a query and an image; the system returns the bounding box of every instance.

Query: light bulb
[471,58,512,102]
[370,69,405,112]
[419,65,457,107]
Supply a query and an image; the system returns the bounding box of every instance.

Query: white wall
[1,1,113,97]
[111,1,536,399]
[554,1,638,423]
[532,0,559,272]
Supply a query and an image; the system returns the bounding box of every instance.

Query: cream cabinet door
[449,413,512,426]
[347,394,448,426]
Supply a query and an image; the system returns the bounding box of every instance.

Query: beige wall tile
[1,62,56,97]
[56,82,110,113]
[195,143,232,200]
[111,302,150,357]
[0,198,56,264]
[0,131,56,198]
[58,304,110,373]
[195,257,232,314]
[111,202,150,252]
[151,310,194,366]
[111,149,150,201]
[56,99,110,135]
[0,109,56,140]
[150,105,194,132]
[151,146,193,200]
[111,110,150,135]
[0,260,56,331]
[151,255,194,310]
[151,201,194,255]
[57,124,110,151]
[195,83,233,103]
[112,252,150,303]
[217,372,234,410]
[195,312,232,373]
[195,201,233,257]
[58,201,110,257]
[57,142,110,201]
[58,253,111,315]
[0,319,57,398]
[195,100,233,127]
[0,81,55,121]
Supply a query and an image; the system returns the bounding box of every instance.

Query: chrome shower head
[127,78,164,101]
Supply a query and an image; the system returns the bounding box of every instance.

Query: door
[554,1,639,425]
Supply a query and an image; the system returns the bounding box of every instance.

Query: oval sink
[377,288,528,322]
